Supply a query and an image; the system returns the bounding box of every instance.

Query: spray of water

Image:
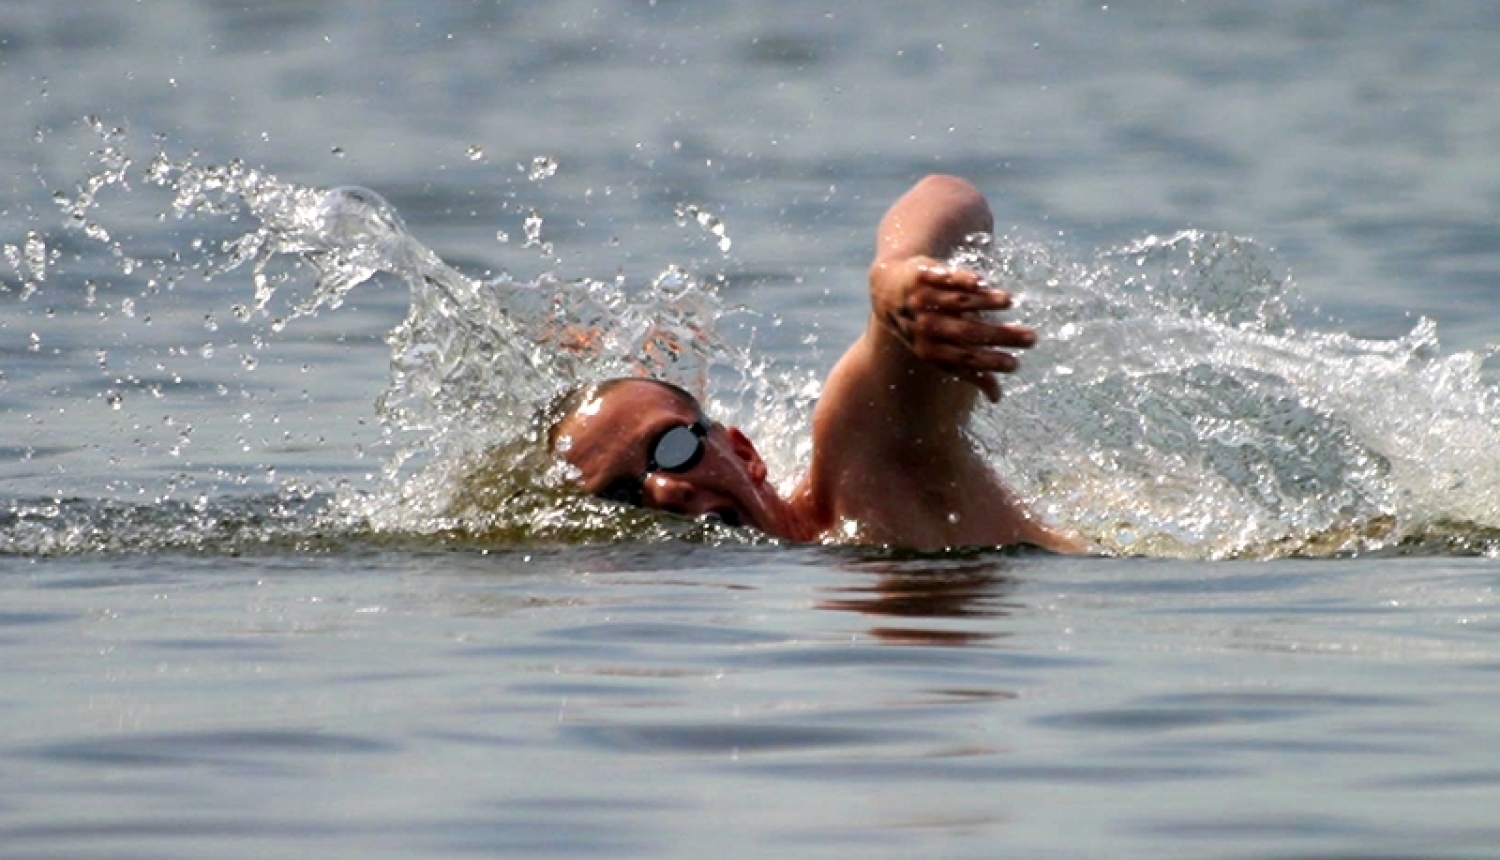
[136,139,806,547]
[956,232,1500,558]
[8,120,1500,558]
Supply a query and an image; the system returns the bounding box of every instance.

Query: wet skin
[554,176,1083,553]
[553,381,815,542]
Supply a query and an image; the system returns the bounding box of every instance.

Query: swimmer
[548,175,1082,553]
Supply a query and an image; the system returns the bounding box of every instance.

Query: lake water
[4,1,1500,857]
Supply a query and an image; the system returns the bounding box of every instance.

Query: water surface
[4,2,1500,858]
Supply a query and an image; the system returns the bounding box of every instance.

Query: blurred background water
[4,1,1500,858]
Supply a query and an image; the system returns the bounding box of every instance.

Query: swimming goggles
[599,418,710,507]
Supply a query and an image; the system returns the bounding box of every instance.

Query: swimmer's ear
[725,426,768,484]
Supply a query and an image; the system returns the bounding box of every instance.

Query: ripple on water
[563,720,927,756]
[23,728,397,774]
[1035,689,1421,734]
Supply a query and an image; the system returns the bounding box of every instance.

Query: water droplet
[143,151,172,185]
[522,209,545,249]
[674,203,732,253]
[23,232,46,281]
[527,155,558,181]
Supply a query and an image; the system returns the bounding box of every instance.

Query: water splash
[955,231,1500,558]
[126,138,794,545]
[675,203,733,253]
[10,120,1500,558]
[525,155,558,181]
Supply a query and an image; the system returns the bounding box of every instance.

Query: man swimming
[548,175,1082,553]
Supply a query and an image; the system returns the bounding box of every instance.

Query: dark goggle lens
[649,423,706,473]
[596,420,706,509]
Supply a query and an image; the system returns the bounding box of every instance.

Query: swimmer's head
[544,378,701,454]
[545,377,797,536]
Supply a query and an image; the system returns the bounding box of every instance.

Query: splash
[138,150,802,544]
[955,231,1500,558]
[9,120,1500,558]
[3,121,811,553]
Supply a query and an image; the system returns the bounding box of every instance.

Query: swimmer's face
[552,380,774,531]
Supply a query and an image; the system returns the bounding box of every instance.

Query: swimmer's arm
[859,175,1035,427]
[803,175,1079,550]
[809,175,1033,482]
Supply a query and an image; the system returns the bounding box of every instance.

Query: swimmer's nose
[643,473,705,516]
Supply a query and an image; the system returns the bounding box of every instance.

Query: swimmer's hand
[870,256,1036,403]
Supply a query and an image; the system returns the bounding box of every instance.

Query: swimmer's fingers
[921,312,1033,403]
[903,310,1034,382]
[922,341,1024,375]
[909,262,1020,326]
[873,257,1029,403]
[910,286,1014,316]
[910,313,1037,352]
[886,295,1033,403]
[914,264,1013,303]
[872,257,1006,325]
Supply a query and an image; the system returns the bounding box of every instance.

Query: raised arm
[796,176,1071,549]
[840,174,1035,434]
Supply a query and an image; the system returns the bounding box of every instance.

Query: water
[5,1,1500,857]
